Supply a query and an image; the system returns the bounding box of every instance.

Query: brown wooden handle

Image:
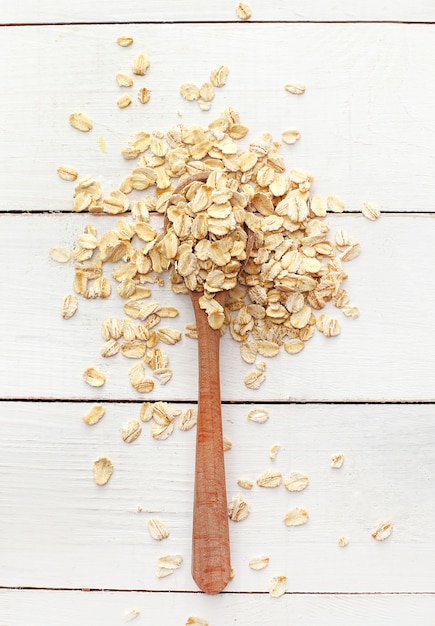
[190,290,231,594]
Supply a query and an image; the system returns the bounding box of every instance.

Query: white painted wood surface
[1,213,435,401]
[2,590,435,626]
[1,23,435,213]
[1,402,434,593]
[1,3,435,624]
[3,0,435,24]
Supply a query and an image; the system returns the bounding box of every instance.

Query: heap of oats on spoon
[60,106,373,395]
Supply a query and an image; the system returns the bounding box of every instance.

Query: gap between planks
[3,210,435,216]
[1,586,434,596]
[2,21,435,27]
[2,398,435,405]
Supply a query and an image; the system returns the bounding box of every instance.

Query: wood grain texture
[2,7,435,621]
[190,291,231,594]
[1,590,435,626]
[1,213,435,402]
[1,23,435,213]
[2,0,435,24]
[1,402,434,593]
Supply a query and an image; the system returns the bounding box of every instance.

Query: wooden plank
[1,213,435,402]
[1,4,433,616]
[1,590,435,626]
[1,23,435,213]
[2,0,435,24]
[1,401,434,592]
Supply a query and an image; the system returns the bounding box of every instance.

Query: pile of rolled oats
[61,105,372,392]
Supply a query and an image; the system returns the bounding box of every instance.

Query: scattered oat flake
[249,556,270,571]
[180,83,200,101]
[133,54,149,76]
[186,617,208,626]
[199,100,211,112]
[223,435,233,451]
[50,246,71,263]
[93,457,113,486]
[138,87,151,104]
[343,305,360,319]
[338,536,349,547]
[341,242,361,262]
[121,419,142,443]
[281,129,301,145]
[179,408,197,431]
[151,421,174,441]
[237,478,253,490]
[361,201,381,221]
[124,608,140,621]
[372,520,393,541]
[247,408,269,424]
[331,453,344,468]
[284,338,305,354]
[335,228,353,248]
[153,367,173,385]
[284,472,309,492]
[244,370,266,389]
[255,360,266,372]
[121,340,146,359]
[117,35,133,47]
[69,112,93,132]
[101,317,123,341]
[256,340,279,358]
[236,2,252,20]
[139,402,154,423]
[269,444,280,461]
[283,507,309,527]
[210,65,229,88]
[256,469,282,488]
[116,73,134,87]
[157,306,180,319]
[199,82,215,103]
[317,314,341,337]
[240,341,257,365]
[156,554,183,578]
[57,165,78,181]
[240,341,257,364]
[269,575,287,598]
[118,94,132,109]
[129,363,154,393]
[152,401,177,425]
[83,366,106,387]
[147,517,169,541]
[62,294,78,319]
[98,136,107,153]
[228,494,250,522]
[310,194,327,216]
[327,195,345,213]
[285,82,306,95]
[185,323,198,340]
[82,403,105,425]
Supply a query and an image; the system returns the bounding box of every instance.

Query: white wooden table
[1,2,435,624]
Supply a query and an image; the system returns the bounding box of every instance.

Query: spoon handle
[189,290,231,594]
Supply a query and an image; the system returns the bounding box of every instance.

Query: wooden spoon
[166,172,253,594]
